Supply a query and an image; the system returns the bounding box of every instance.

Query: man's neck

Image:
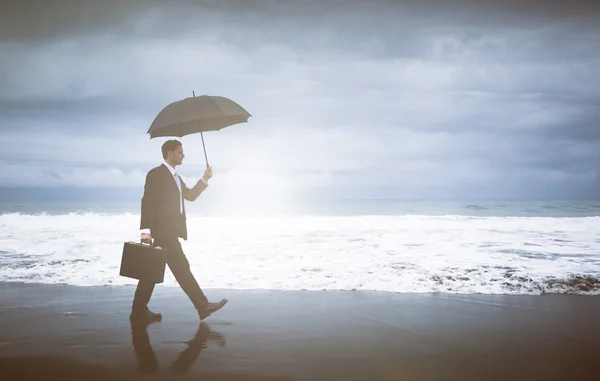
[164,160,178,169]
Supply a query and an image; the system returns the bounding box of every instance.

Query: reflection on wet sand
[131,320,226,374]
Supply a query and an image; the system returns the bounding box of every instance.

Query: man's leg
[131,239,162,321]
[131,279,162,322]
[132,279,155,311]
[163,238,210,311]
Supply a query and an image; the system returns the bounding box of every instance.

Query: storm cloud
[1,0,599,200]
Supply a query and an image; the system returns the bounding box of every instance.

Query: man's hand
[202,165,213,182]
[141,233,152,244]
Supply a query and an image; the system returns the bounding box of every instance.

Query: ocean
[1,197,599,295]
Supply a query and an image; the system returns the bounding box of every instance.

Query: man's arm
[181,166,212,201]
[181,177,209,201]
[140,169,160,234]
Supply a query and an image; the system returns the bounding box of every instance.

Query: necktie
[173,172,183,213]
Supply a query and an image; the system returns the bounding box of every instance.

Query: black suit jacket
[140,164,208,241]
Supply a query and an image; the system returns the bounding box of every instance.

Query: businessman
[131,139,227,322]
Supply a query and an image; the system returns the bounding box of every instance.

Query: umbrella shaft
[201,131,209,168]
[194,90,208,168]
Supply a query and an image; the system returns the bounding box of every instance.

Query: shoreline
[2,280,600,297]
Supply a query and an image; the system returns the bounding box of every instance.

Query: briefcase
[119,242,167,284]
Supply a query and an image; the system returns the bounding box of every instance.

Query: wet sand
[1,282,599,380]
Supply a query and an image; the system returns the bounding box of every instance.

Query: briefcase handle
[140,239,154,247]
[140,240,162,249]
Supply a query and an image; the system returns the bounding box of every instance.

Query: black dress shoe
[130,307,163,322]
[198,299,228,320]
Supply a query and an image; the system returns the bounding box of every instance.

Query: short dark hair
[161,139,182,159]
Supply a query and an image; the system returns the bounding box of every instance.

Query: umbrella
[147,91,251,167]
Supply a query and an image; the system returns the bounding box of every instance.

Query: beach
[2,0,600,379]
[1,282,599,380]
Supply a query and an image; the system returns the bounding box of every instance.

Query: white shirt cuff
[200,177,209,184]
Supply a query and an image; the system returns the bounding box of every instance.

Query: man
[131,139,227,322]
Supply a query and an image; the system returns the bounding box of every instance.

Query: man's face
[169,146,185,166]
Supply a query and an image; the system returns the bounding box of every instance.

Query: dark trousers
[132,237,209,311]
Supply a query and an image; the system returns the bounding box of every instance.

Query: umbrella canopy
[147,95,251,138]
[147,94,251,167]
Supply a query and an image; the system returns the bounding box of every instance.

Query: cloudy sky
[1,0,599,201]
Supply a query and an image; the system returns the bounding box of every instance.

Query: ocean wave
[464,204,488,210]
[0,214,599,295]
[2,200,600,218]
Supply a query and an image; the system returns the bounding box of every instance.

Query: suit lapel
[161,164,179,193]
[160,164,183,213]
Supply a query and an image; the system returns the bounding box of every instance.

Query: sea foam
[1,212,599,295]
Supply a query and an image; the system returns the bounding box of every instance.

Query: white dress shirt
[140,162,208,235]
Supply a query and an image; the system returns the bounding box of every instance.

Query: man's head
[162,139,185,167]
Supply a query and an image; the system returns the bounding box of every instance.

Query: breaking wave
[1,212,599,295]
